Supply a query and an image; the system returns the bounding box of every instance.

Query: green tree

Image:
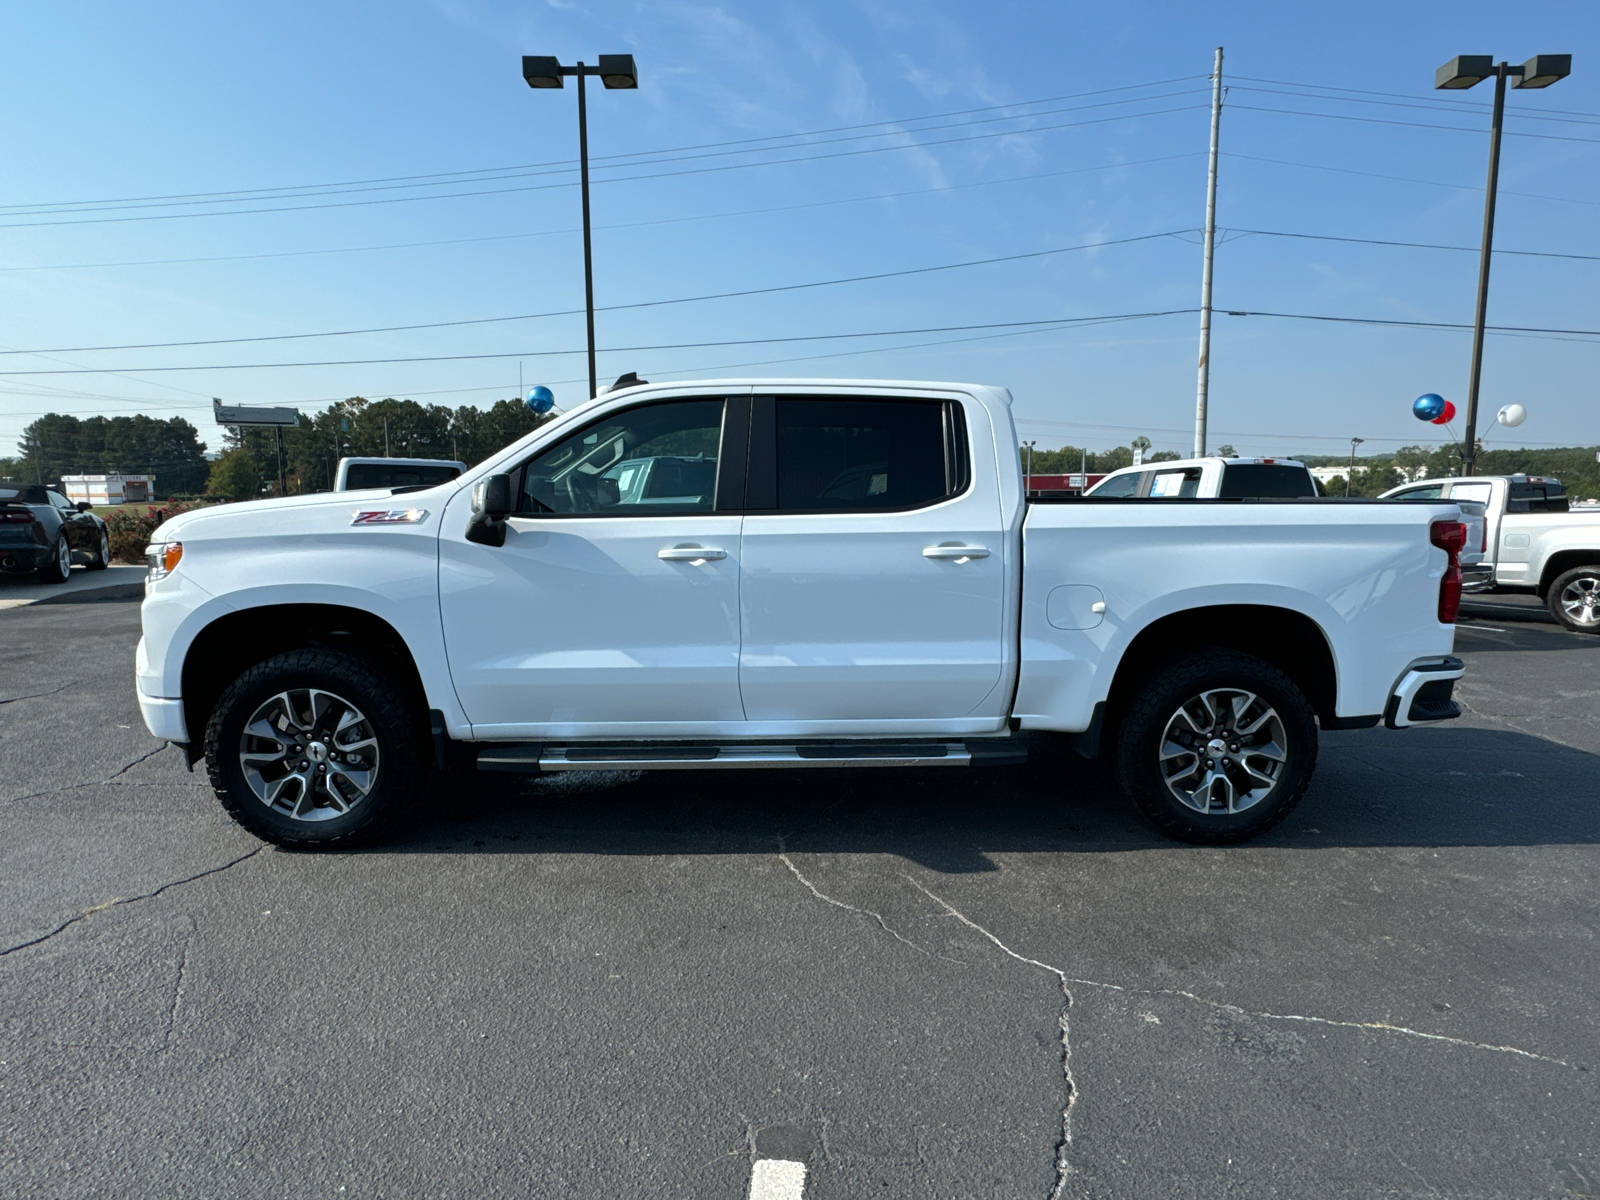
[208,449,262,502]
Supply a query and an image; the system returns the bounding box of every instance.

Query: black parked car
[0,481,111,583]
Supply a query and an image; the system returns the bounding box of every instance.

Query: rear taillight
[1431,519,1466,623]
[0,509,32,524]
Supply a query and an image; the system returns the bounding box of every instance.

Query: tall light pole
[522,54,640,400]
[1345,437,1364,497]
[1022,440,1036,493]
[1435,53,1571,476]
[1193,46,1223,459]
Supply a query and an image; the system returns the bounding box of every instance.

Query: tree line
[2,414,211,497]
[4,396,550,501]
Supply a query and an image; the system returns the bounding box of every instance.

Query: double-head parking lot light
[1435,52,1571,475]
[522,53,640,400]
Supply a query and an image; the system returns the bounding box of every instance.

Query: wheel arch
[1537,550,1600,598]
[1102,604,1339,739]
[181,603,431,767]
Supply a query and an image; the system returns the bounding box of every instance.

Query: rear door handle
[922,543,990,561]
[658,545,727,562]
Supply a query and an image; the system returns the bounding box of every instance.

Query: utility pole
[384,416,390,458]
[1022,440,1036,494]
[1193,46,1224,459]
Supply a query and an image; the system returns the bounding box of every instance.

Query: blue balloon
[1412,393,1446,422]
[526,385,555,415]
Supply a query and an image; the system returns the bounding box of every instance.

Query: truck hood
[155,484,461,541]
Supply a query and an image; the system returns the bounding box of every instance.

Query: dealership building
[60,474,155,505]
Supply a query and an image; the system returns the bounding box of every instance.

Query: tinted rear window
[1508,480,1568,513]
[344,464,461,490]
[1220,464,1316,499]
[0,484,47,504]
[774,398,955,511]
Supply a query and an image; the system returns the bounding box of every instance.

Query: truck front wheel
[204,649,423,849]
[1547,565,1600,633]
[1113,649,1318,845]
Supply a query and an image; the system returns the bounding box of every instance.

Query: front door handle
[658,545,727,563]
[923,543,990,562]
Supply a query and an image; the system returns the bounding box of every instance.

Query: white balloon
[1497,403,1527,428]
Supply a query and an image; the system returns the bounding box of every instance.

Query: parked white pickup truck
[137,379,1470,848]
[1382,473,1600,633]
[1086,456,1318,499]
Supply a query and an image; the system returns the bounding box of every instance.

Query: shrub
[106,500,203,563]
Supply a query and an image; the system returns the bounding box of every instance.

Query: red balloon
[1430,400,1456,426]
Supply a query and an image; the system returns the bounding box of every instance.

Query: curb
[30,581,145,605]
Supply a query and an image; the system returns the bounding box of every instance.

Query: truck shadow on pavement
[368,725,1600,872]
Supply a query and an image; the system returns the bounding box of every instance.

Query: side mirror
[76,501,93,512]
[466,473,513,547]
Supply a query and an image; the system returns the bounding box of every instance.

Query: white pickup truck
[1382,473,1600,633]
[136,379,1470,848]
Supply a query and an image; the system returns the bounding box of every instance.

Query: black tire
[1113,649,1318,845]
[37,534,70,584]
[1546,565,1600,634]
[204,648,423,849]
[85,528,110,571]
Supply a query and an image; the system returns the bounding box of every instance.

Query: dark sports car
[0,481,111,583]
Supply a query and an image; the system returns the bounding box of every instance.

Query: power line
[0,102,1211,231]
[0,231,1192,356]
[1229,102,1600,145]
[1228,74,1600,123]
[0,75,1207,214]
[1223,151,1600,208]
[0,86,1210,220]
[1222,309,1600,338]
[1228,83,1600,129]
[0,309,1197,377]
[1223,227,1600,262]
[0,153,1205,274]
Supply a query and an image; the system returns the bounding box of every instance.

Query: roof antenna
[604,371,648,394]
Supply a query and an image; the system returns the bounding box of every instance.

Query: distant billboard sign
[213,398,301,427]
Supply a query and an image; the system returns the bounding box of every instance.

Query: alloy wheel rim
[1559,576,1600,627]
[58,538,71,574]
[99,533,109,563]
[239,688,380,821]
[1158,688,1288,815]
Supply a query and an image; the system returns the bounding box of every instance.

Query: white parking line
[748,1158,807,1200]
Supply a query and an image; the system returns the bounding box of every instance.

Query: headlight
[145,541,183,581]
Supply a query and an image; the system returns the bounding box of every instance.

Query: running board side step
[476,740,1026,773]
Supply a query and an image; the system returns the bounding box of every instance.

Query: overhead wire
[0,100,1212,230]
[0,75,1208,214]
[0,231,1194,355]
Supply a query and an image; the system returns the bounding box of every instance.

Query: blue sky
[0,0,1595,461]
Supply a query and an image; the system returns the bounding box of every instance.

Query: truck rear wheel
[204,649,422,849]
[1114,649,1317,845]
[1547,565,1600,633]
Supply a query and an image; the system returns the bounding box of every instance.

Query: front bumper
[1384,657,1465,729]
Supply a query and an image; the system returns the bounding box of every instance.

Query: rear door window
[1089,471,1143,498]
[344,463,462,490]
[1449,483,1492,506]
[762,398,964,512]
[1219,464,1316,499]
[1149,468,1202,498]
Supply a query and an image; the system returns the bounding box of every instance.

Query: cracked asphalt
[2,601,1597,1199]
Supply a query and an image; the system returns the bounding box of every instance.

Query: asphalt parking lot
[2,599,1596,1199]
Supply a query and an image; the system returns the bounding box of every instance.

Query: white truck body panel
[139,378,1463,751]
